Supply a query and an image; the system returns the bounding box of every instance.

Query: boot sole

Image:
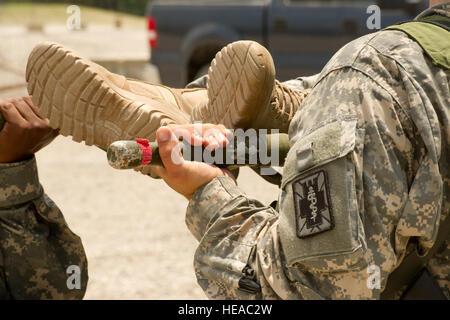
[26,42,178,149]
[194,41,275,129]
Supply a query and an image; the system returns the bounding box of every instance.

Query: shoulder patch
[292,170,334,238]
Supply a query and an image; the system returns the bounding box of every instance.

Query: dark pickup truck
[146,0,427,87]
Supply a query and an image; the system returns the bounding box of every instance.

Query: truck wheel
[194,64,210,80]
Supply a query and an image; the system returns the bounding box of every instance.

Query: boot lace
[271,80,311,122]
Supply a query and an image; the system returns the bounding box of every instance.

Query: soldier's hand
[151,124,236,200]
[0,96,59,163]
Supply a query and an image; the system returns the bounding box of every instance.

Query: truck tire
[187,42,223,84]
[194,64,210,80]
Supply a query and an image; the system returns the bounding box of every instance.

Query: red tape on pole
[136,139,152,167]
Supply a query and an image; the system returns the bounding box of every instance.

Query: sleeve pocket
[279,116,369,273]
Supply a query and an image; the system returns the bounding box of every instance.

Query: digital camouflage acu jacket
[185,4,449,299]
[0,157,88,299]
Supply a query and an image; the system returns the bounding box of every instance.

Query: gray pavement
[0,23,280,299]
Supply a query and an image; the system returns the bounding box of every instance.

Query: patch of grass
[0,2,145,27]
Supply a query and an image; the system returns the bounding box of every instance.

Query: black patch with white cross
[292,170,334,238]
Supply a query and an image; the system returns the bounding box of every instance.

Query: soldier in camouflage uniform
[152,1,449,299]
[0,97,87,299]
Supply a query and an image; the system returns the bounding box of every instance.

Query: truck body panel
[147,0,427,87]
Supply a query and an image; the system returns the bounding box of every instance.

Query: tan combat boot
[191,40,310,133]
[26,41,307,177]
[26,42,207,151]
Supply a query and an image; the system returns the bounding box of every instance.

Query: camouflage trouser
[0,158,88,300]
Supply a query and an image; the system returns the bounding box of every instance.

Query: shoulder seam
[312,35,415,125]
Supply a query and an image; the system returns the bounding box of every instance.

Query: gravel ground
[0,8,280,299]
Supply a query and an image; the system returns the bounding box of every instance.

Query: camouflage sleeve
[186,176,289,300]
[0,157,88,299]
[187,175,344,300]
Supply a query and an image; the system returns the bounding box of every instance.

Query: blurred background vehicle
[147,0,427,87]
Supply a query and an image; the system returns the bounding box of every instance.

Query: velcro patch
[292,170,334,238]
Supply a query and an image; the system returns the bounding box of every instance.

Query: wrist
[185,168,233,200]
